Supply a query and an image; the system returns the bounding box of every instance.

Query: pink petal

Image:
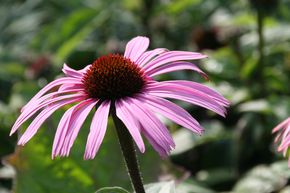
[62,63,91,78]
[143,51,207,72]
[146,61,208,79]
[277,123,290,151]
[272,118,290,164]
[84,101,111,160]
[140,124,168,157]
[136,48,167,67]
[58,84,84,92]
[78,65,91,73]
[11,93,85,135]
[52,103,75,159]
[160,80,230,106]
[281,122,290,141]
[115,99,145,153]
[147,82,227,117]
[56,99,98,157]
[272,117,290,133]
[21,77,82,112]
[62,63,83,78]
[274,131,283,143]
[122,98,175,155]
[17,97,82,145]
[30,88,84,108]
[137,94,204,135]
[124,36,150,62]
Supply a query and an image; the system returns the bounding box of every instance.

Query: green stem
[252,9,266,96]
[111,105,145,193]
[257,10,265,70]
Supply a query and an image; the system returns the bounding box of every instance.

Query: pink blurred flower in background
[10,36,229,159]
[272,117,290,166]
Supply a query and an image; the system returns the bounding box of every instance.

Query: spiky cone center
[82,54,147,100]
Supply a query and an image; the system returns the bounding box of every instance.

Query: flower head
[11,36,229,159]
[272,117,290,166]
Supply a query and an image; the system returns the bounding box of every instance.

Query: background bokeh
[1,0,290,192]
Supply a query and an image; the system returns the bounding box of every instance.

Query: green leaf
[95,181,178,193]
[238,100,271,113]
[95,187,129,193]
[271,161,290,179]
[240,56,259,79]
[195,168,236,188]
[233,164,288,193]
[164,0,202,14]
[171,121,231,156]
[176,180,216,193]
[0,62,25,79]
[56,9,109,61]
[279,186,290,193]
[144,181,176,193]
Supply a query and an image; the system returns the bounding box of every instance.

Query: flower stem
[111,106,145,193]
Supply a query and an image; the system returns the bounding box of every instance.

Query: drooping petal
[17,97,83,145]
[274,131,283,143]
[140,124,168,157]
[278,136,290,152]
[272,118,290,167]
[273,118,290,133]
[273,118,290,151]
[11,93,85,135]
[281,123,290,142]
[84,101,111,160]
[276,121,290,151]
[124,36,150,62]
[115,99,145,153]
[158,80,230,106]
[136,48,167,67]
[147,81,227,117]
[58,84,84,92]
[122,97,175,156]
[137,94,204,135]
[146,61,208,79]
[52,103,74,159]
[30,88,84,108]
[55,99,98,157]
[21,77,82,112]
[143,51,207,72]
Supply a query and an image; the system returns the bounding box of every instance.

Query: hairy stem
[111,106,145,193]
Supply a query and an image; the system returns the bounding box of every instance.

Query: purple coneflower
[11,36,229,193]
[272,117,290,166]
[11,36,229,159]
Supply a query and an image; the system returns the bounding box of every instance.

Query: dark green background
[1,0,290,192]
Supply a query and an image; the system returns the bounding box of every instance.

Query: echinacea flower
[11,36,229,159]
[272,117,290,166]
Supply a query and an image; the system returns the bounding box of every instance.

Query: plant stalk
[257,9,265,70]
[252,9,266,96]
[111,106,145,193]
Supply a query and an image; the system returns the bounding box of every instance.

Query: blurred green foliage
[1,0,290,192]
